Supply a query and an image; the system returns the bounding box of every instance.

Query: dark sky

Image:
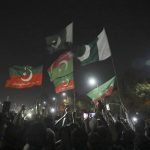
[0,0,149,106]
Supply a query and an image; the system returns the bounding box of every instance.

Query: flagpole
[102,28,127,117]
[110,56,126,112]
[72,49,77,122]
[72,89,76,123]
[110,57,130,127]
[73,89,76,112]
[73,54,76,115]
[6,96,10,101]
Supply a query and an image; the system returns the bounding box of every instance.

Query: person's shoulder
[22,143,30,150]
[46,128,55,137]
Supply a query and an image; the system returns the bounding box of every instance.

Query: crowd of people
[0,102,150,150]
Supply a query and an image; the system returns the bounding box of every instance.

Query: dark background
[0,0,149,106]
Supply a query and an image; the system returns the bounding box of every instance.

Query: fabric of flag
[45,22,73,54]
[48,51,73,81]
[87,76,115,101]
[53,73,75,93]
[77,28,111,66]
[5,65,43,89]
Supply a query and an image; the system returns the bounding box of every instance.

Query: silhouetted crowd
[0,106,150,150]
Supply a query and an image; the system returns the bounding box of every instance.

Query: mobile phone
[89,113,96,118]
[83,113,96,119]
[83,113,88,119]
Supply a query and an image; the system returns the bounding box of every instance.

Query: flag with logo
[47,51,73,81]
[76,28,111,66]
[45,22,73,54]
[87,76,115,102]
[53,73,75,93]
[5,65,43,88]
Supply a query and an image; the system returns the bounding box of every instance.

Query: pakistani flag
[53,73,74,93]
[47,51,73,81]
[77,28,111,66]
[45,22,73,54]
[87,76,115,102]
[5,65,43,88]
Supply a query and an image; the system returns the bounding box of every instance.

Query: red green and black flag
[87,76,115,103]
[47,51,73,81]
[5,65,43,89]
[53,73,75,93]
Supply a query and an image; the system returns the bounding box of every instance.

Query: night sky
[0,1,149,106]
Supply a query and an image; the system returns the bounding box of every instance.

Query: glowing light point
[50,108,55,113]
[62,92,66,97]
[88,77,98,87]
[27,113,32,118]
[132,117,138,123]
[52,97,56,101]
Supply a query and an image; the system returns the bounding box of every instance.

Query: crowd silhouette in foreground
[0,101,150,150]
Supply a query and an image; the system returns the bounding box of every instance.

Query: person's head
[71,127,88,150]
[114,121,124,138]
[122,129,135,144]
[43,115,54,129]
[111,145,126,150]
[26,121,47,148]
[135,118,145,134]
[88,126,112,150]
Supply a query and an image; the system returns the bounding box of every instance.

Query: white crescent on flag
[58,60,68,72]
[49,60,68,77]
[21,67,33,82]
[51,36,61,49]
[63,78,69,87]
[78,45,91,61]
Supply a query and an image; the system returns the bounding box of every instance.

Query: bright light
[132,117,138,123]
[27,113,32,118]
[63,99,67,103]
[43,101,46,105]
[62,92,66,97]
[88,77,97,86]
[106,104,110,111]
[50,108,55,113]
[83,113,88,119]
[52,97,56,101]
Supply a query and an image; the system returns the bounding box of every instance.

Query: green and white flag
[77,28,111,65]
[45,22,73,54]
[87,76,115,102]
